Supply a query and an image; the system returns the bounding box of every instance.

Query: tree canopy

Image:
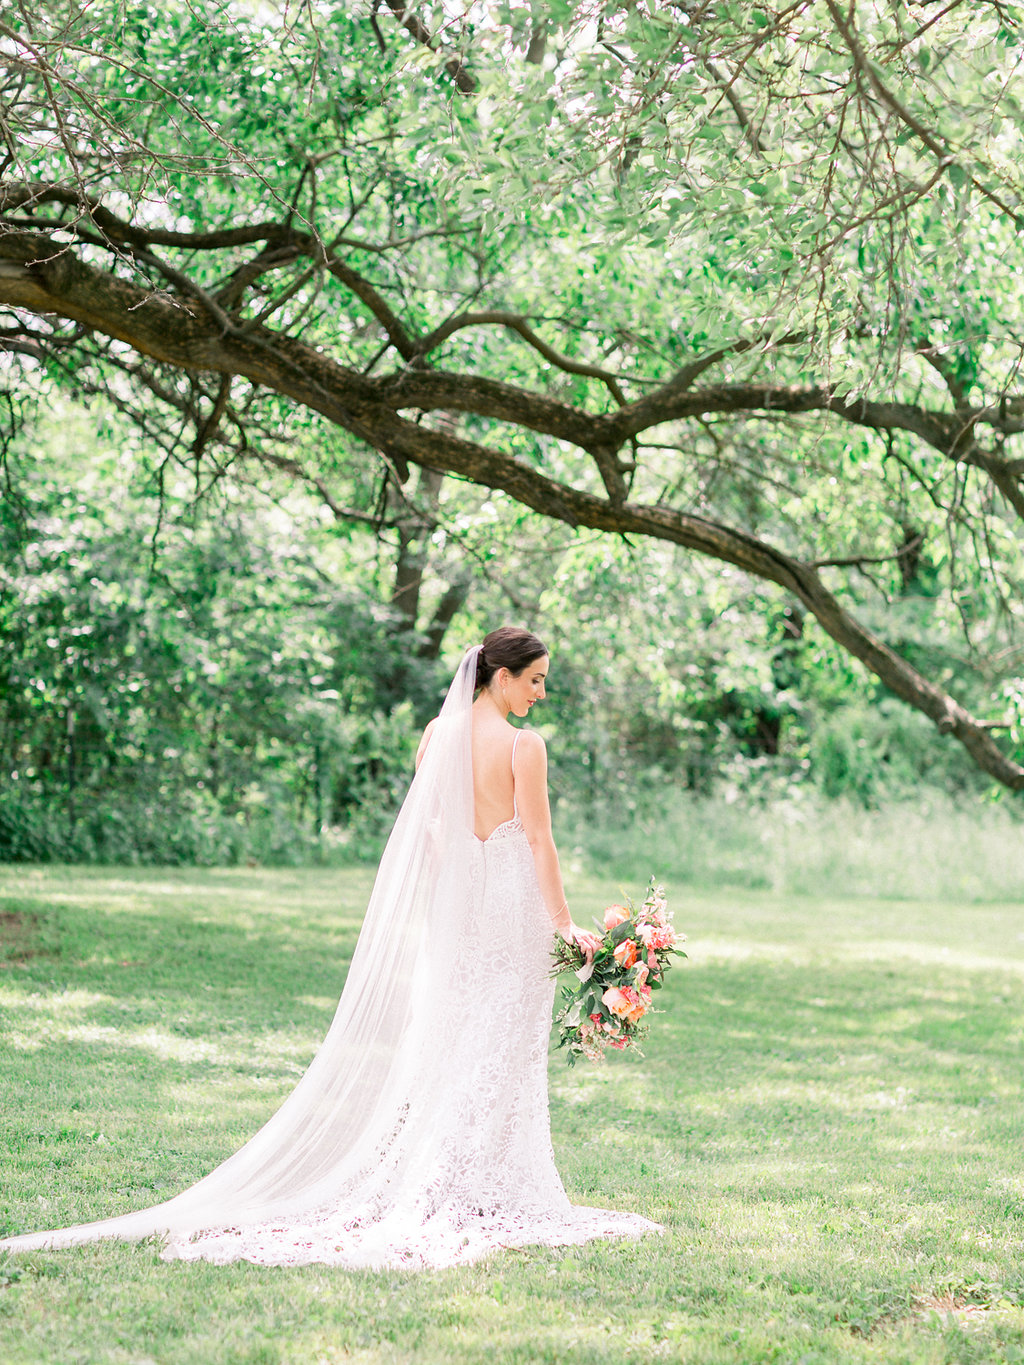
[4,1,1024,788]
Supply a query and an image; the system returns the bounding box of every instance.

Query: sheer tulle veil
[1,646,483,1253]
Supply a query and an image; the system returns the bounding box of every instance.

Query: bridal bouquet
[551,879,685,1065]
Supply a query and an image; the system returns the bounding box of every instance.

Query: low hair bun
[475,627,547,691]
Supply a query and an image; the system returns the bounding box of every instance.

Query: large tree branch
[0,181,463,257]
[2,184,423,358]
[397,367,1024,514]
[0,181,291,248]
[388,419,1023,789]
[7,189,1023,485]
[0,227,1021,787]
[6,223,1024,491]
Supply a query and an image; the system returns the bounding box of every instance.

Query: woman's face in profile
[504,654,549,718]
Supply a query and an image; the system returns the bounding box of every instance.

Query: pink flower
[613,938,638,968]
[602,986,631,1018]
[603,904,630,930]
[638,892,668,926]
[639,923,677,951]
[634,963,649,988]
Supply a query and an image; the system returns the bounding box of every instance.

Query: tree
[3,1,1024,786]
[0,395,459,862]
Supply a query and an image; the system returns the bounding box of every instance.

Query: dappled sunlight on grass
[0,986,113,1010]
[4,865,1024,1363]
[54,1021,250,1066]
[296,994,341,1012]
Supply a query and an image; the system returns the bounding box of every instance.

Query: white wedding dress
[0,649,660,1269]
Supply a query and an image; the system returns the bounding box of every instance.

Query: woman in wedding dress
[0,627,661,1268]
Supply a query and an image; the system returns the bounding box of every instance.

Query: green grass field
[2,863,1024,1365]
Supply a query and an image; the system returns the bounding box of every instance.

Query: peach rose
[603,904,630,930]
[602,986,631,1018]
[613,938,638,969]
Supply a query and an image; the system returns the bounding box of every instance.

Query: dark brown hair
[476,626,548,691]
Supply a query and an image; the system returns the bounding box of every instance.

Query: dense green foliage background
[4,0,1024,858]
[0,390,995,866]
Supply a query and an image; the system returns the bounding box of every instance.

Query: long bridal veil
[1,646,483,1256]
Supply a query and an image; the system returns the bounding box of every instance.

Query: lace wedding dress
[0,648,660,1269]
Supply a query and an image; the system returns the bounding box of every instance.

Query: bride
[0,627,661,1268]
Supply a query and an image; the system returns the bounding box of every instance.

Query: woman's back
[470,708,518,840]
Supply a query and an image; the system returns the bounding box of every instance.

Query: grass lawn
[1,863,1024,1364]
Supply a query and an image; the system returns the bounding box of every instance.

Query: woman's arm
[514,730,601,954]
[414,717,437,772]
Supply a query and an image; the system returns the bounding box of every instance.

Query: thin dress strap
[511,730,521,816]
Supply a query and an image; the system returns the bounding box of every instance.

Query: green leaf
[947,162,968,189]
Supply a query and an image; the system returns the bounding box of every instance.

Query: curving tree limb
[1,218,1021,787]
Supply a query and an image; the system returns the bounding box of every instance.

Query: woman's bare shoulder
[513,728,547,762]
